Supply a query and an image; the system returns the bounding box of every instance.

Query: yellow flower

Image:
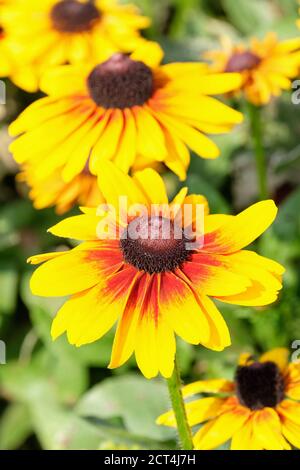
[205,33,300,105]
[0,25,11,77]
[9,43,243,184]
[28,161,283,379]
[158,348,300,450]
[1,0,150,91]
[18,165,104,214]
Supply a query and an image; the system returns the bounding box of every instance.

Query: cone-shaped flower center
[225,51,261,72]
[51,0,100,33]
[87,53,154,109]
[120,216,191,274]
[236,361,285,410]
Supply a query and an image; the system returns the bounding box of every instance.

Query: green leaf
[76,375,175,441]
[0,262,18,315]
[0,403,32,450]
[186,173,230,214]
[221,0,273,35]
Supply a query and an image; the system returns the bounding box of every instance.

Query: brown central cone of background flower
[87,53,154,109]
[225,51,261,72]
[235,361,285,410]
[51,0,100,33]
[120,216,191,274]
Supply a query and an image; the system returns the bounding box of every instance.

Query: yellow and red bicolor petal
[181,253,251,297]
[109,272,149,370]
[259,348,289,373]
[182,379,235,398]
[51,264,139,346]
[252,407,291,450]
[157,397,225,428]
[134,275,176,379]
[30,243,123,297]
[158,272,210,345]
[204,200,278,253]
[193,400,250,450]
[110,274,176,379]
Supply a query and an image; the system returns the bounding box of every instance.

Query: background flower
[9,42,243,211]
[205,33,300,105]
[1,0,150,91]
[157,348,300,450]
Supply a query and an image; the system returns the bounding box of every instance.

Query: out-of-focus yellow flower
[28,162,283,379]
[18,165,104,214]
[1,0,150,91]
[205,33,300,105]
[9,42,243,186]
[157,348,300,450]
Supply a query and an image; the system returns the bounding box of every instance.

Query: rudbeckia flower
[1,0,150,91]
[157,348,300,450]
[18,165,103,214]
[205,33,300,105]
[9,43,243,183]
[28,162,284,379]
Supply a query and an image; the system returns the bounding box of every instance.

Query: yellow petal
[194,407,250,450]
[204,200,278,253]
[182,379,234,398]
[260,348,289,372]
[253,408,291,450]
[157,397,225,428]
[133,168,168,205]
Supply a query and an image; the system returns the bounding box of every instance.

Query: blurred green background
[0,0,300,450]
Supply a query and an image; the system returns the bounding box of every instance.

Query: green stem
[166,355,194,450]
[247,102,268,200]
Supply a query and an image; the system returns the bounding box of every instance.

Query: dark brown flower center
[236,361,285,410]
[51,0,100,33]
[225,51,261,73]
[120,216,191,274]
[87,53,154,109]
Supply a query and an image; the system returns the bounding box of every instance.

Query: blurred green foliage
[0,0,300,450]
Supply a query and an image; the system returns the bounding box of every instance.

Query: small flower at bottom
[157,348,300,450]
[205,33,300,105]
[28,162,284,379]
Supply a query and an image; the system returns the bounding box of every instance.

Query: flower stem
[166,355,194,450]
[247,102,268,200]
